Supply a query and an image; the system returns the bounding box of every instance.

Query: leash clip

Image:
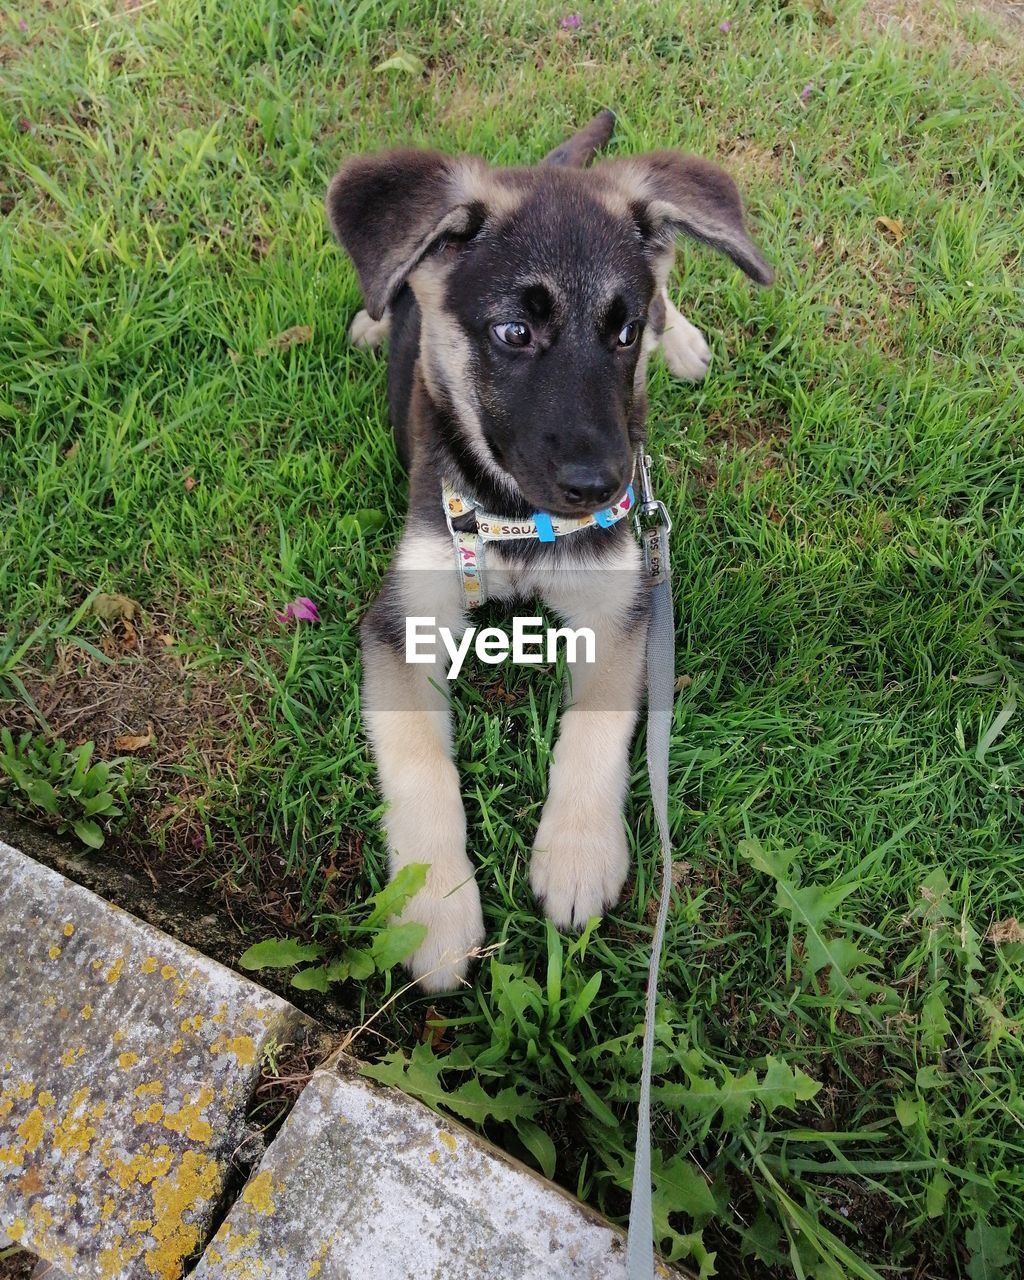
[633,453,671,586]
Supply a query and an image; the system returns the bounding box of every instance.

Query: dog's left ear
[601,151,774,286]
[326,148,488,320]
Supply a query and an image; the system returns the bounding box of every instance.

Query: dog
[326,113,772,992]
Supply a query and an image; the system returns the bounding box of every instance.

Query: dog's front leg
[530,542,648,929]
[656,291,712,381]
[361,529,483,991]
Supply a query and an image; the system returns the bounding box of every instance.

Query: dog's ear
[326,149,488,319]
[601,151,773,286]
[542,109,616,169]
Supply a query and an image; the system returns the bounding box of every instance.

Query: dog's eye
[617,321,640,348]
[493,321,532,348]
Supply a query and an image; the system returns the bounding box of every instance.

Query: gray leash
[626,454,675,1279]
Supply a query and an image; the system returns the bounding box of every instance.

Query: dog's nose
[555,463,622,510]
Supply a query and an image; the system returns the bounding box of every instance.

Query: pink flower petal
[560,14,581,29]
[719,20,731,32]
[800,81,815,102]
[276,596,320,624]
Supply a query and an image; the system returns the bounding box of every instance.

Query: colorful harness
[441,477,635,608]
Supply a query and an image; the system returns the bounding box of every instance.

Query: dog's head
[327,147,771,517]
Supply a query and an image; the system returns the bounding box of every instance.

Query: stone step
[0,838,313,1279]
[192,1061,685,1279]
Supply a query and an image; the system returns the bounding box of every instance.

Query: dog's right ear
[598,151,773,286]
[326,149,487,320]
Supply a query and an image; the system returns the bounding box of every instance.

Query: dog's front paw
[397,872,485,993]
[349,308,391,350]
[659,313,712,381]
[530,805,630,930]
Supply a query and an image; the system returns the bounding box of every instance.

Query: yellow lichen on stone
[98,1232,147,1280]
[106,956,125,984]
[135,1080,163,1098]
[160,965,177,981]
[48,944,61,960]
[428,1149,439,1164]
[102,1195,116,1220]
[241,1168,276,1216]
[63,922,75,936]
[187,1117,212,1143]
[53,1086,96,1157]
[118,1051,141,1069]
[144,1147,221,1279]
[134,1101,166,1125]
[81,1004,93,1019]
[180,1014,204,1034]
[29,1200,54,1231]
[308,1240,330,1277]
[222,1225,260,1254]
[439,1131,457,1154]
[141,956,159,974]
[210,1034,255,1067]
[17,1106,44,1153]
[114,1028,126,1043]
[104,1142,175,1191]
[6,1216,26,1242]
[169,1039,184,1055]
[162,1086,214,1144]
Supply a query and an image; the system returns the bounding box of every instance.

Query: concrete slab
[193,1063,682,1280]
[0,839,311,1280]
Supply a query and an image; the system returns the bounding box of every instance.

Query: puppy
[327,116,771,991]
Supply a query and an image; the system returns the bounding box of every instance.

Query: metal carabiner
[632,452,671,586]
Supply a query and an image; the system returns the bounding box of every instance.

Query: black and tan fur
[327,115,772,991]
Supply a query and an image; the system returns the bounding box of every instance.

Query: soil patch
[0,1250,35,1280]
[13,618,243,767]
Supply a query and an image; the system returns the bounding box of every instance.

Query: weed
[0,730,128,849]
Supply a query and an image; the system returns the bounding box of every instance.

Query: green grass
[2,0,1024,1275]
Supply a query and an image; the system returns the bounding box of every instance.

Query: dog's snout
[555,462,623,511]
